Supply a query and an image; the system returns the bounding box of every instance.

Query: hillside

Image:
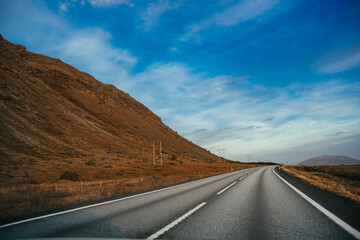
[298,155,360,166]
[0,35,235,186]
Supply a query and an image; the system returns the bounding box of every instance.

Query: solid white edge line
[217,181,237,195]
[0,169,251,229]
[147,202,207,240]
[273,167,360,240]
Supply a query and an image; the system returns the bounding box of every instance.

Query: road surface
[1,166,359,239]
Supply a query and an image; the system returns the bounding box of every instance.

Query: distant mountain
[298,155,360,166]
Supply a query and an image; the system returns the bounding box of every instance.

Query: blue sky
[1,0,359,163]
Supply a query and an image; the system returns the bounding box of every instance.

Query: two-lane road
[161,166,359,239]
[1,166,359,239]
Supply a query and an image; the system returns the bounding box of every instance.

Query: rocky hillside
[0,35,221,184]
[298,155,360,166]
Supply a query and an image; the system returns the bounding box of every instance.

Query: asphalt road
[1,166,359,239]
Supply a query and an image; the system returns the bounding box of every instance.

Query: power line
[246,154,253,163]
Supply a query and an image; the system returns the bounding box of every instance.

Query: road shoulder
[275,166,360,232]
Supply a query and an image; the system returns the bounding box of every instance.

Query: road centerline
[239,175,246,181]
[217,181,237,195]
[147,202,207,240]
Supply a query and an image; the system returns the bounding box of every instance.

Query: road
[1,166,359,239]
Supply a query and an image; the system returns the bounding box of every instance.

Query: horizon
[0,0,359,164]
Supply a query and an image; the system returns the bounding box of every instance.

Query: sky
[0,0,359,164]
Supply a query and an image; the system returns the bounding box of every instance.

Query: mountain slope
[0,35,222,184]
[298,155,360,166]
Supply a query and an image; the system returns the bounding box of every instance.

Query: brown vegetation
[0,35,224,185]
[0,163,259,220]
[0,36,264,220]
[282,165,360,205]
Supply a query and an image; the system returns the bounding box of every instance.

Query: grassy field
[0,162,261,220]
[281,165,360,205]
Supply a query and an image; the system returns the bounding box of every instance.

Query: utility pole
[160,141,162,166]
[247,154,253,163]
[152,141,163,166]
[153,141,155,165]
[216,148,226,162]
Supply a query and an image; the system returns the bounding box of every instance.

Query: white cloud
[140,0,179,30]
[315,46,360,74]
[88,0,134,7]
[0,1,135,82]
[211,0,279,26]
[261,132,360,163]
[134,62,197,92]
[47,28,137,86]
[0,0,65,47]
[170,47,178,52]
[116,59,360,164]
[59,0,134,12]
[180,0,279,41]
[135,69,360,162]
[2,0,358,164]
[59,2,70,12]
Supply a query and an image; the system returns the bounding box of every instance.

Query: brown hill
[0,35,229,185]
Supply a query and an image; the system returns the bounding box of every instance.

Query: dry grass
[0,163,260,220]
[282,165,360,205]
[0,37,264,220]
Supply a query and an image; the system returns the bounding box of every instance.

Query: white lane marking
[147,202,207,240]
[239,175,246,181]
[217,181,237,195]
[273,167,360,240]
[0,169,251,229]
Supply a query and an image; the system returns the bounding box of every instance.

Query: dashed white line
[147,202,207,240]
[273,167,360,240]
[239,175,246,181]
[217,181,237,195]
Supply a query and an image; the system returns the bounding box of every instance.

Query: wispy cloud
[88,0,134,7]
[210,0,279,26]
[2,0,359,164]
[48,29,137,86]
[123,63,360,162]
[180,0,279,41]
[59,0,133,12]
[133,62,197,92]
[59,2,70,12]
[315,46,360,74]
[140,0,179,30]
[0,0,64,46]
[269,133,360,163]
[326,131,350,137]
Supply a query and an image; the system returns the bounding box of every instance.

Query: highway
[1,166,359,239]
